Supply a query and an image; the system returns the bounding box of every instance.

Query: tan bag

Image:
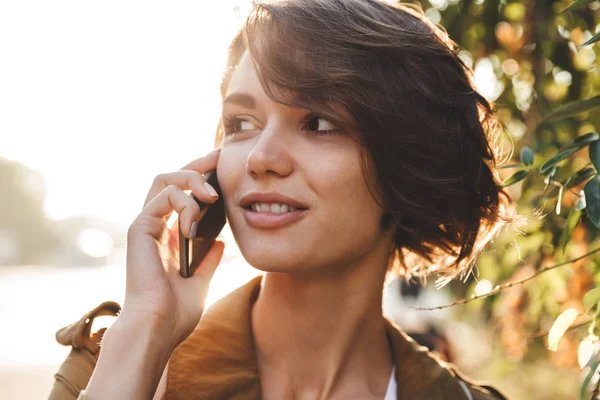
[48,301,121,400]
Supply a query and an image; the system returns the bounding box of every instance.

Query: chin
[239,246,310,273]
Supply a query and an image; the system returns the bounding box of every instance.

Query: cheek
[216,143,383,254]
[312,155,383,237]
[216,153,243,215]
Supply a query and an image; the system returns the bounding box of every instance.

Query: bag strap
[55,301,121,357]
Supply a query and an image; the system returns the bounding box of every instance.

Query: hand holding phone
[115,149,224,359]
[178,169,226,278]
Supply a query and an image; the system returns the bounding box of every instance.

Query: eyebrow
[222,92,256,109]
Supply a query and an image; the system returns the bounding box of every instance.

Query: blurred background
[1,0,599,399]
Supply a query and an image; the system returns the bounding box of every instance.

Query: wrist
[110,309,178,351]
[102,310,180,366]
[84,312,174,399]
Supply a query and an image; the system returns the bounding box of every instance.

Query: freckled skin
[217,50,392,276]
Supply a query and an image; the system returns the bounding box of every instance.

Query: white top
[385,365,397,399]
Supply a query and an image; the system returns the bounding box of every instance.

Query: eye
[222,113,339,136]
[222,116,257,135]
[239,120,255,131]
[303,114,339,135]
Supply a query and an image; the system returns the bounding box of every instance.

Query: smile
[243,207,308,229]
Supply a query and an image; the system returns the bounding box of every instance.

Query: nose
[246,121,294,180]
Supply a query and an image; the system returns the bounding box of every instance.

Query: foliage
[407,0,600,397]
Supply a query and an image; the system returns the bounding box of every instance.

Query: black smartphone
[178,169,226,278]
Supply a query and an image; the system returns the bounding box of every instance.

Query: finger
[135,185,202,241]
[166,220,179,260]
[192,239,225,280]
[176,240,225,317]
[179,148,220,171]
[143,170,219,210]
[165,206,209,261]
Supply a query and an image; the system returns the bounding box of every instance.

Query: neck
[251,248,394,399]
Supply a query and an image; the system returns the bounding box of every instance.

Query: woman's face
[217,50,393,275]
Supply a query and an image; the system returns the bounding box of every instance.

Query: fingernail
[189,221,198,239]
[204,182,219,198]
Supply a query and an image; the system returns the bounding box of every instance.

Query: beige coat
[49,275,508,399]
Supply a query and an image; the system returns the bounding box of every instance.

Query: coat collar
[166,274,494,400]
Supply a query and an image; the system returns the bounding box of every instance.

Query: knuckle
[153,173,167,185]
[128,214,161,240]
[165,184,180,194]
[127,218,144,239]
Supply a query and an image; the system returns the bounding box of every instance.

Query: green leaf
[549,308,580,351]
[584,288,600,312]
[579,31,600,48]
[566,168,596,189]
[501,170,529,187]
[569,132,600,149]
[584,177,600,229]
[498,163,522,170]
[543,96,600,122]
[590,140,600,173]
[561,0,597,13]
[544,166,558,189]
[593,319,600,337]
[540,148,579,175]
[580,343,600,400]
[521,146,534,166]
[562,209,582,251]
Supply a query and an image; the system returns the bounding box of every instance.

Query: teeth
[250,203,300,213]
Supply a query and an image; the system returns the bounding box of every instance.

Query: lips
[243,207,308,229]
[239,191,309,210]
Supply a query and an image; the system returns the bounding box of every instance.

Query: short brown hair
[215,0,521,286]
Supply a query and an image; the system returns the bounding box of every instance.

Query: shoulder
[384,317,509,399]
[449,365,509,400]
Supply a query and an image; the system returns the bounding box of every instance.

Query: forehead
[222,50,304,115]
[224,50,263,97]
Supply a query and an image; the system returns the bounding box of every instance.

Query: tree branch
[525,317,591,339]
[410,246,600,311]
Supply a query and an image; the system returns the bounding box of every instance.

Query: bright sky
[1,1,251,228]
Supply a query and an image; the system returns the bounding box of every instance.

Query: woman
[50,0,519,399]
